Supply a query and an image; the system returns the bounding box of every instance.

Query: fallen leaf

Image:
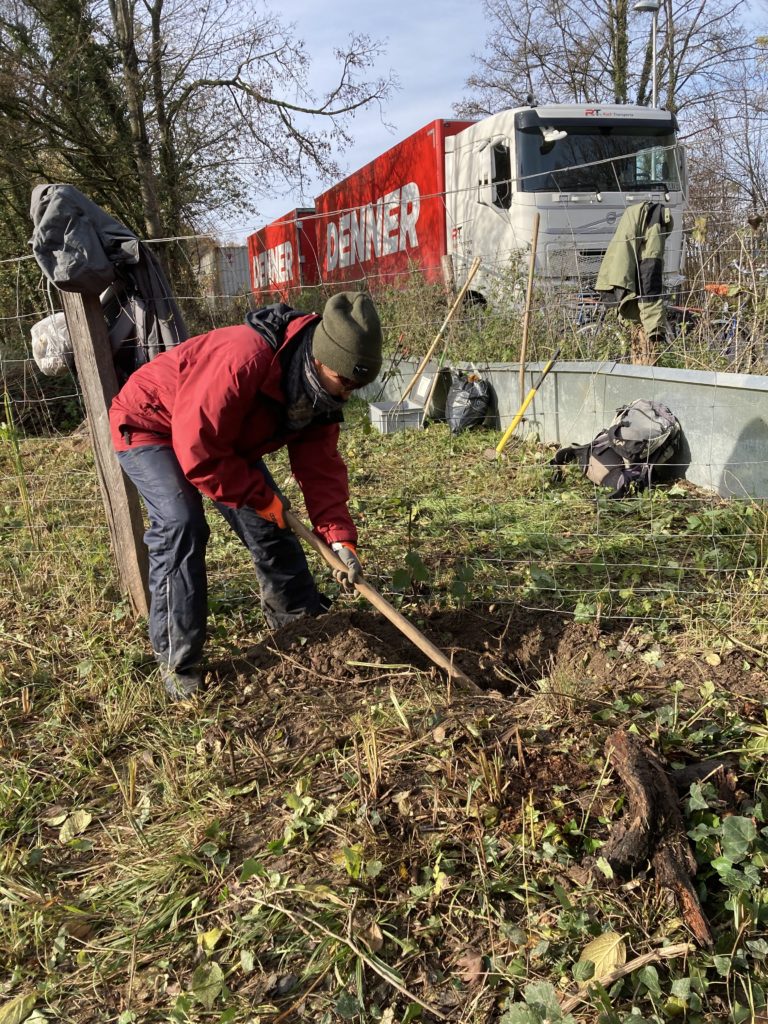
[190,962,224,1011]
[0,992,37,1024]
[266,974,298,996]
[578,931,627,982]
[455,949,486,986]
[303,883,348,906]
[392,790,412,816]
[63,919,95,941]
[40,805,69,827]
[197,927,224,952]
[58,810,92,843]
[359,920,384,952]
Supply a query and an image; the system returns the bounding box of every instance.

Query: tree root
[601,729,714,948]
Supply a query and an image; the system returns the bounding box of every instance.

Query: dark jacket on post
[30,183,187,381]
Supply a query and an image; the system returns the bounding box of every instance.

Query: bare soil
[225,602,762,704]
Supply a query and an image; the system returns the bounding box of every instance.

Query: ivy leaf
[578,931,626,981]
[402,1003,423,1024]
[572,959,595,982]
[190,962,224,1010]
[531,566,557,592]
[404,550,429,582]
[335,991,358,1019]
[392,568,412,589]
[365,858,384,878]
[573,601,596,623]
[501,980,576,1022]
[637,964,662,997]
[720,816,757,863]
[687,782,710,811]
[239,858,265,882]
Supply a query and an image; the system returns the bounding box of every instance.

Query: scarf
[284,329,346,431]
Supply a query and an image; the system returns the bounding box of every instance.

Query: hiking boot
[159,665,203,701]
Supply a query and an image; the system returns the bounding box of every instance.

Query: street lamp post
[634,0,661,108]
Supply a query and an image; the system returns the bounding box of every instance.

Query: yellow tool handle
[495,347,560,456]
[495,388,536,455]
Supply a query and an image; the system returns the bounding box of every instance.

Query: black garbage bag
[446,370,493,434]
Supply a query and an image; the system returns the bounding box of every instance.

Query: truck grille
[546,246,606,280]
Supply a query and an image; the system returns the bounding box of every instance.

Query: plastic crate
[368,400,424,434]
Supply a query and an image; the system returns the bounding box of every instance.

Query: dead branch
[601,729,714,948]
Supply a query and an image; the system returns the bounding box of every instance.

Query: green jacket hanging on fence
[595,201,672,340]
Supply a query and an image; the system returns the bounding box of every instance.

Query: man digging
[109,292,383,699]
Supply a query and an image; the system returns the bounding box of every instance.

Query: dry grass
[1,408,767,1022]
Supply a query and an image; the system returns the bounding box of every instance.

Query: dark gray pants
[117,445,325,672]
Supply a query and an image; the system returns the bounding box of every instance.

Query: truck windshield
[516,126,681,193]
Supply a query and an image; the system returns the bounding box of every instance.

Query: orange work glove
[255,491,289,530]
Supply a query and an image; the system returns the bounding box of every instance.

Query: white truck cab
[445,103,686,299]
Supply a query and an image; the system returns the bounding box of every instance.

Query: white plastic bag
[30,312,73,376]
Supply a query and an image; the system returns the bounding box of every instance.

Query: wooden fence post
[441,255,456,298]
[61,291,150,618]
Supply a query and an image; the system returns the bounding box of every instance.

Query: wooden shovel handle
[285,510,482,695]
[398,256,482,404]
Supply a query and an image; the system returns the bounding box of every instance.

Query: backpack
[550,399,681,498]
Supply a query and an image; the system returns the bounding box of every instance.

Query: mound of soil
[227,602,758,703]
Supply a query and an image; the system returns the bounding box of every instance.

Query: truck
[247,102,687,302]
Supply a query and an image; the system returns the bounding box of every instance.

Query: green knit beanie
[312,291,383,385]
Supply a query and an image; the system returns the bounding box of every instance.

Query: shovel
[285,510,482,695]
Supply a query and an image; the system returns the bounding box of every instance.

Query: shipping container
[247,208,318,297]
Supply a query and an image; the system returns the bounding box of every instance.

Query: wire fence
[1,188,767,660]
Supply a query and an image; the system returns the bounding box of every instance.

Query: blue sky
[228,0,488,241]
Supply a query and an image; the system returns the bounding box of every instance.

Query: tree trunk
[108,0,164,239]
[611,0,630,103]
[664,0,678,114]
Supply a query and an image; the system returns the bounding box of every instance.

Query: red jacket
[109,315,356,546]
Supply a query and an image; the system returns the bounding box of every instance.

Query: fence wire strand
[2,166,767,653]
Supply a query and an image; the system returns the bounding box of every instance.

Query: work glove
[255,490,290,530]
[331,542,363,589]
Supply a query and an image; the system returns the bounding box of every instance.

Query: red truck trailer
[247,119,472,298]
[247,207,319,296]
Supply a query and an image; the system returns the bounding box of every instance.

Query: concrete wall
[365,360,768,500]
